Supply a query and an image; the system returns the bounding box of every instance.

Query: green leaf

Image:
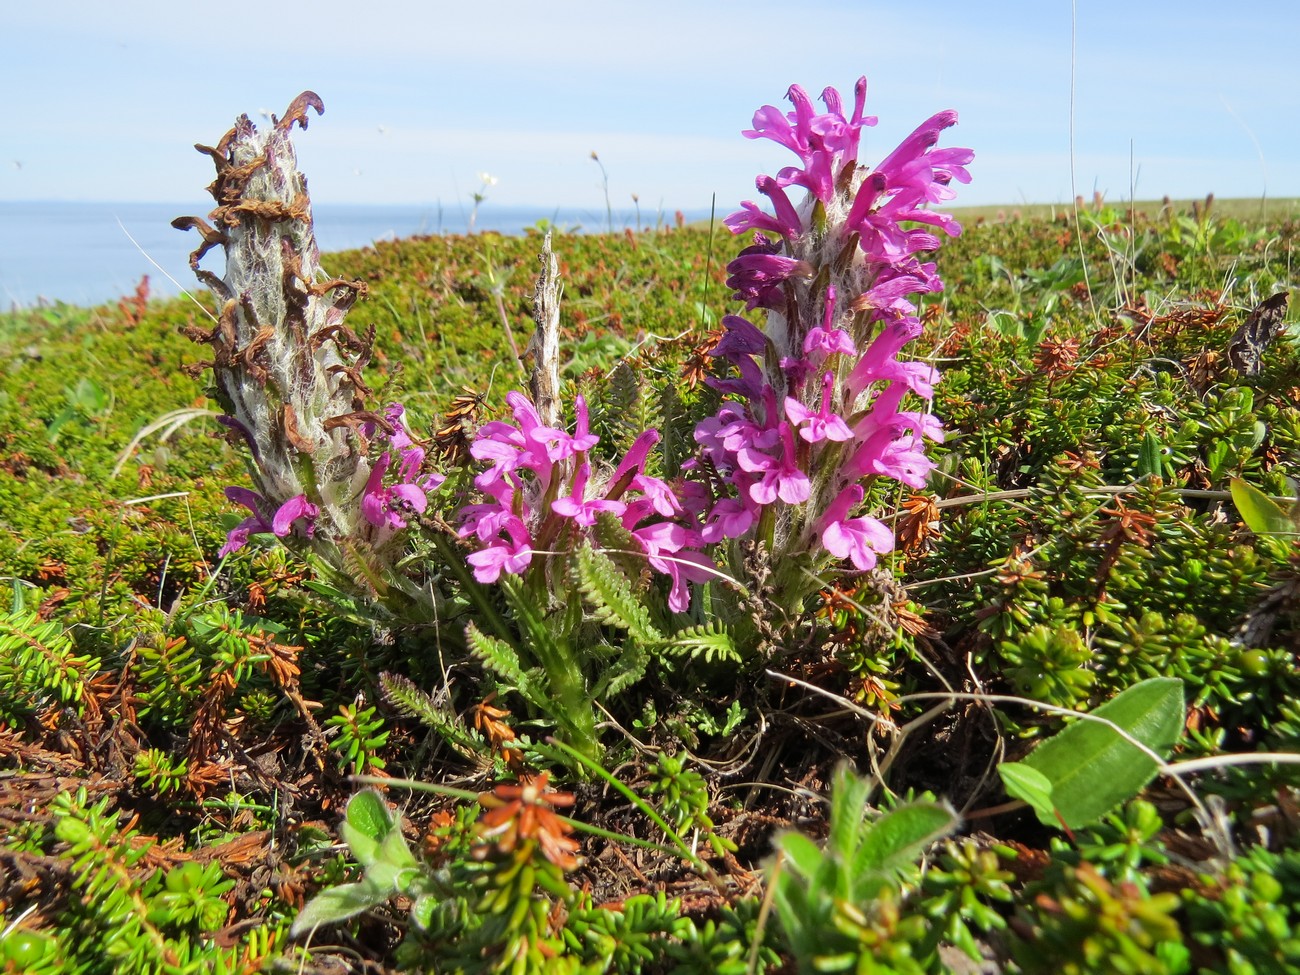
[1230,477,1294,535]
[497,576,569,682]
[364,859,406,893]
[590,511,652,585]
[340,789,392,866]
[1018,677,1184,829]
[377,816,418,869]
[661,622,740,665]
[467,621,548,712]
[466,622,528,689]
[590,639,650,699]
[825,764,872,864]
[289,877,390,937]
[380,672,480,754]
[1138,431,1166,478]
[850,801,959,882]
[773,830,824,882]
[410,893,440,932]
[574,543,662,644]
[997,762,1056,822]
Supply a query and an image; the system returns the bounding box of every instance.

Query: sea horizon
[0,200,718,311]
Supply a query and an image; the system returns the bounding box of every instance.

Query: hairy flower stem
[512,572,602,765]
[177,94,448,623]
[177,93,371,539]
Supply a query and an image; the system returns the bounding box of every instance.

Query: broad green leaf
[1230,477,1294,535]
[363,859,423,895]
[289,877,390,936]
[772,830,825,882]
[826,764,872,863]
[341,789,392,866]
[850,801,959,881]
[998,762,1055,822]
[1020,677,1184,829]
[1138,431,1165,478]
[378,816,418,869]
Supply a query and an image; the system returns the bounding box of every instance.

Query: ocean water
[0,201,710,310]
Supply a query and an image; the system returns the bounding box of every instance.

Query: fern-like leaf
[498,575,572,674]
[601,361,642,455]
[379,672,480,755]
[656,378,693,478]
[465,621,549,711]
[574,543,663,644]
[590,638,651,700]
[660,621,741,665]
[591,511,653,588]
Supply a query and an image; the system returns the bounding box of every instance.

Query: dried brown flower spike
[175,93,378,549]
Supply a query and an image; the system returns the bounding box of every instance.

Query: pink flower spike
[632,521,714,613]
[219,519,261,557]
[818,485,895,571]
[844,426,937,489]
[845,76,876,141]
[724,200,793,238]
[362,453,394,527]
[218,487,272,557]
[505,390,568,466]
[821,285,837,329]
[467,518,533,584]
[610,429,661,492]
[388,482,429,524]
[361,402,415,451]
[844,319,923,400]
[272,494,319,539]
[528,397,598,463]
[631,474,681,517]
[803,285,857,359]
[564,394,601,455]
[701,497,754,543]
[706,353,765,402]
[804,326,857,359]
[225,486,268,517]
[552,463,626,527]
[712,315,767,363]
[383,403,414,450]
[756,175,803,239]
[747,423,810,506]
[727,247,813,311]
[363,452,441,530]
[874,109,959,181]
[744,100,807,156]
[785,374,852,443]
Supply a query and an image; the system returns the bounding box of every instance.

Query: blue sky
[3,0,1298,214]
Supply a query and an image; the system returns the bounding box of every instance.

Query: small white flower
[477,172,499,186]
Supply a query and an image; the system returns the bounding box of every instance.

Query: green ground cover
[1,196,1298,973]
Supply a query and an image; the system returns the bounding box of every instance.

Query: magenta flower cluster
[360,404,446,533]
[218,489,319,558]
[219,404,444,557]
[457,392,713,611]
[687,77,971,573]
[215,77,969,623]
[454,77,970,611]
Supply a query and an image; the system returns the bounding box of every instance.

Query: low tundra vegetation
[1,78,1298,974]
